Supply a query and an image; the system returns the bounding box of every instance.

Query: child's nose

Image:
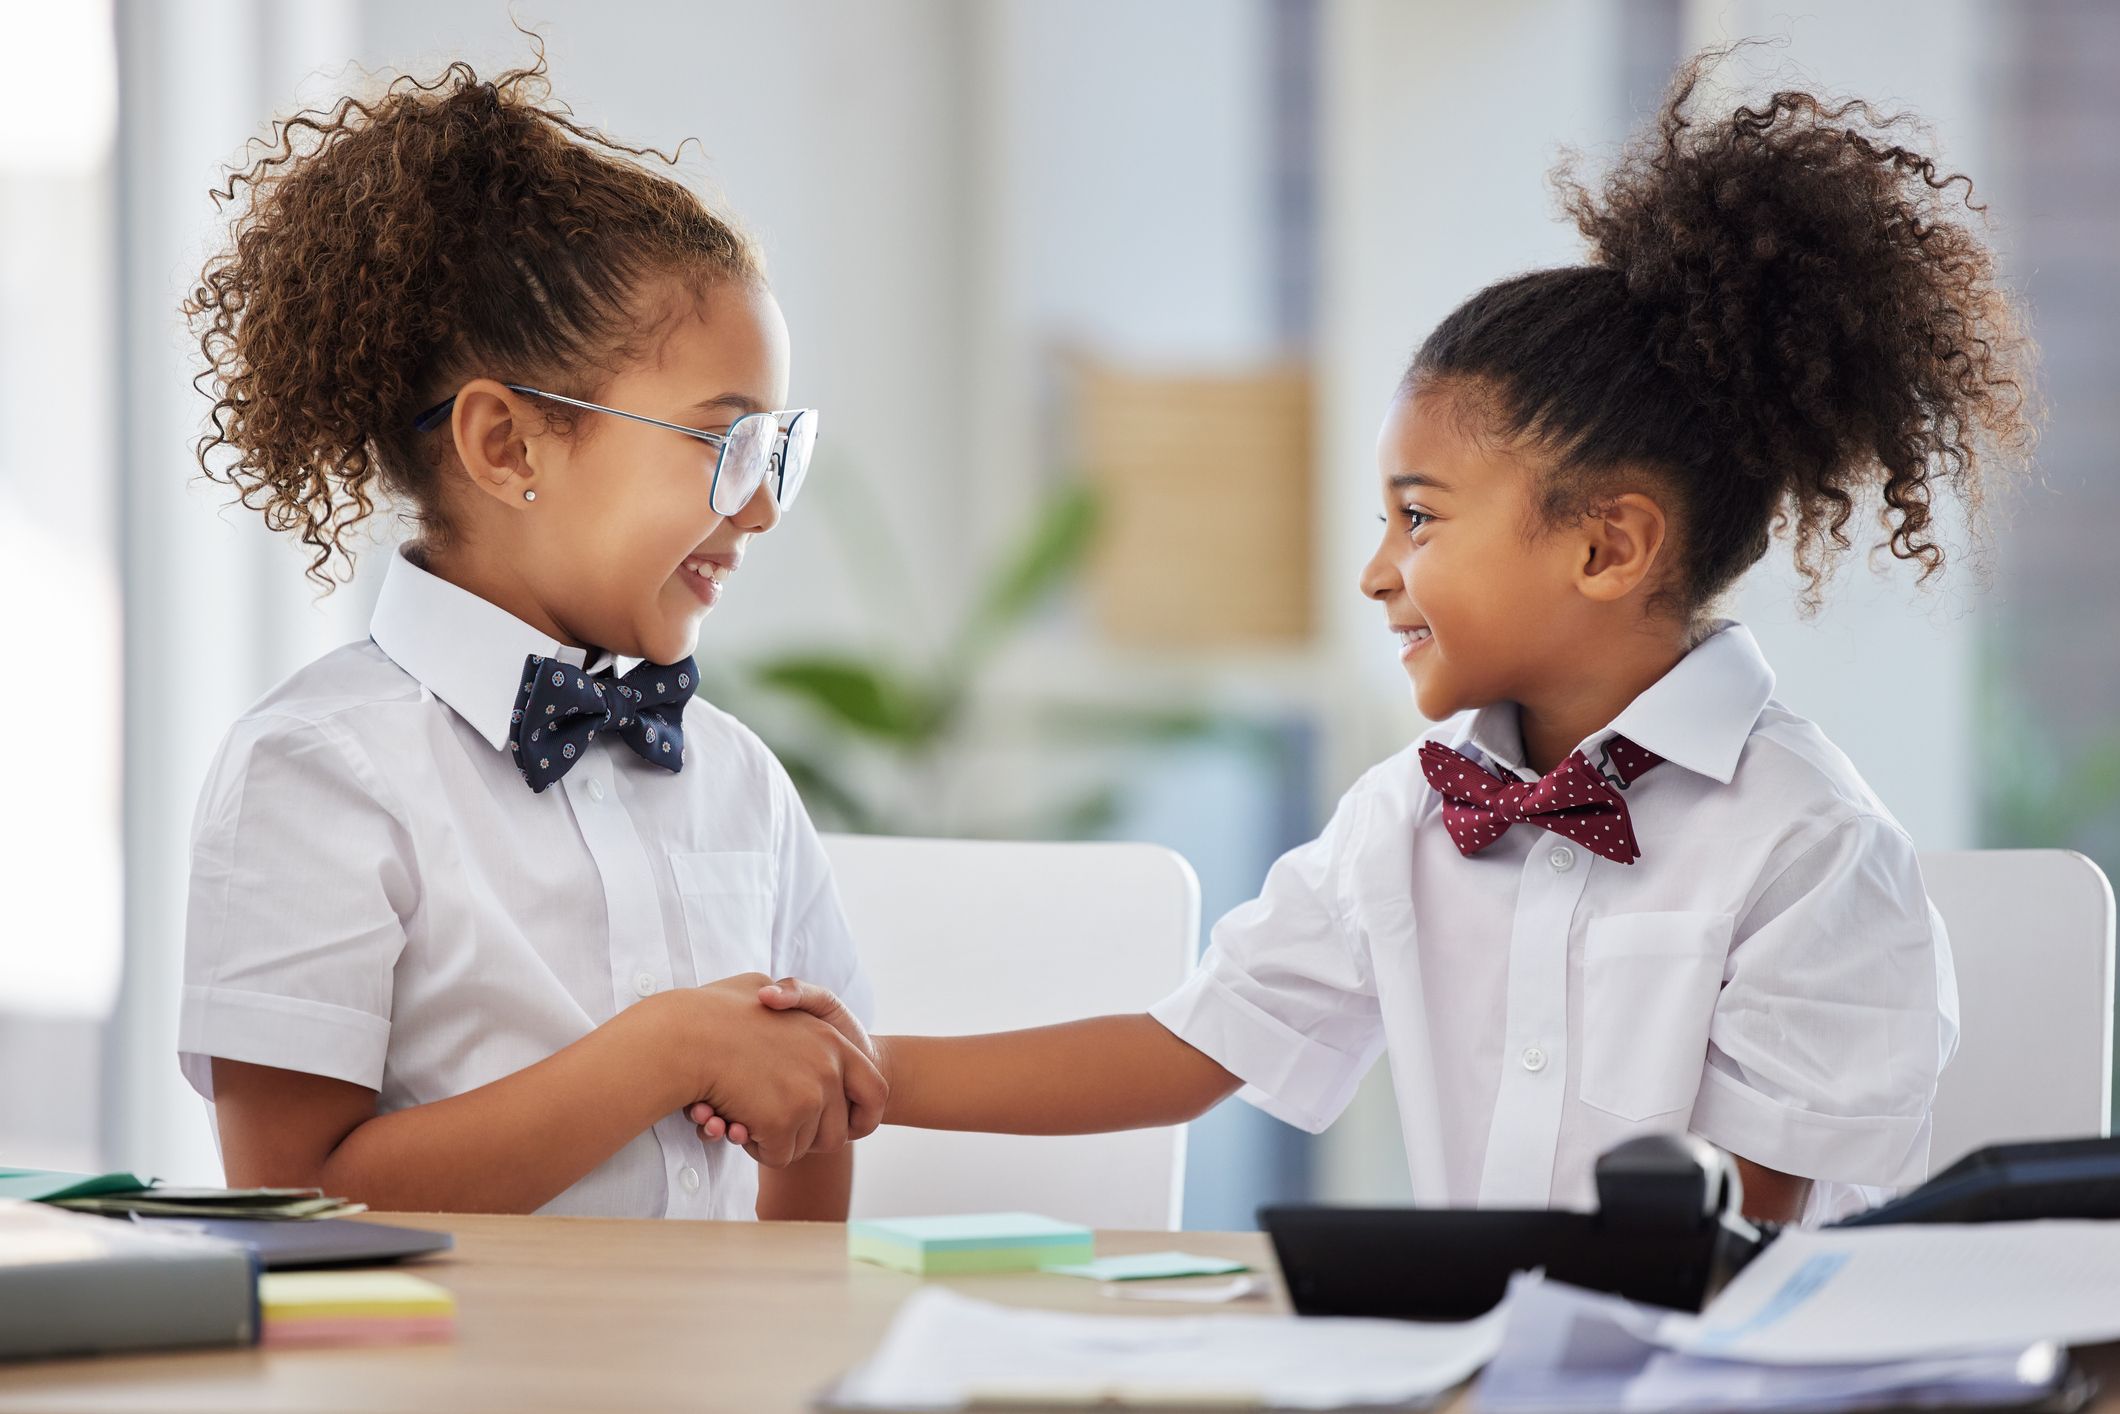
[1359,543,1398,600]
[734,478,781,534]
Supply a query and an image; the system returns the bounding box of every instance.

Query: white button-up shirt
[178,547,872,1219]
[1151,622,1958,1226]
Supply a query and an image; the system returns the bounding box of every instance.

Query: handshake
[669,973,878,1169]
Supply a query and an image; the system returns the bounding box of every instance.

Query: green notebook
[0,1168,152,1203]
[0,1168,361,1220]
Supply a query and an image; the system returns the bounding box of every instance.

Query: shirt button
[586,778,605,803]
[1548,845,1575,873]
[679,1166,701,1193]
[634,971,658,998]
[1521,1046,1547,1073]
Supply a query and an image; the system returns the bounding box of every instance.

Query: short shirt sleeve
[1689,813,1957,1189]
[177,713,416,1100]
[1149,785,1386,1133]
[765,753,876,1029]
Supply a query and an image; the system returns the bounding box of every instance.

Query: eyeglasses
[412,383,818,517]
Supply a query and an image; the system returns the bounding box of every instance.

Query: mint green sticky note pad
[1046,1251,1252,1282]
[847,1212,1094,1275]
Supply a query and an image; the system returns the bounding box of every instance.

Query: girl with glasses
[177,54,878,1220]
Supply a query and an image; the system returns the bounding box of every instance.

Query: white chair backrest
[1922,849,2115,1170]
[822,833,1200,1231]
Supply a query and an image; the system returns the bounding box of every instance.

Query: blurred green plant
[1975,658,2120,855]
[697,474,1275,838]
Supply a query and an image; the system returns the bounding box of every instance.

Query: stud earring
[523,489,537,502]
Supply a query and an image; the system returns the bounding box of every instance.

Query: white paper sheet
[825,1287,1508,1411]
[1103,1275,1264,1304]
[1480,1272,2065,1414]
[1667,1220,2120,1364]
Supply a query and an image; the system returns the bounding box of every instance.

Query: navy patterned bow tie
[1420,734,1663,864]
[510,653,698,793]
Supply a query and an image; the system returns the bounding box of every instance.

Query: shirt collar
[1449,620,1775,786]
[1461,702,1533,780]
[1602,620,1775,783]
[368,547,643,753]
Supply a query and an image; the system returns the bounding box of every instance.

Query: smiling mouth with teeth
[681,556,729,584]
[1396,625,1433,659]
[678,555,734,606]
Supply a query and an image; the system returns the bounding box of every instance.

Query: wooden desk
[0,1215,1282,1412]
[2,1213,2114,1412]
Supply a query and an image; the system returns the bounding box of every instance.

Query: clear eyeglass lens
[712,413,778,516]
[778,411,818,508]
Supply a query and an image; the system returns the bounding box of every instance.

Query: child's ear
[1574,491,1669,604]
[448,379,539,504]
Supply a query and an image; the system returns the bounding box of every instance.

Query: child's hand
[685,1099,759,1147]
[669,974,887,1167]
[686,1100,745,1146]
[688,977,881,1149]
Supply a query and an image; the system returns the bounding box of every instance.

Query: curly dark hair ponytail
[186,51,761,588]
[1406,47,2039,617]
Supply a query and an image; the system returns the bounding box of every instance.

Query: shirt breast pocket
[1578,910,1734,1123]
[671,851,776,983]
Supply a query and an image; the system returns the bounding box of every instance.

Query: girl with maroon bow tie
[700,50,2039,1227]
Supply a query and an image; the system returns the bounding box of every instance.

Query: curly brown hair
[1406,47,2039,617]
[186,51,762,589]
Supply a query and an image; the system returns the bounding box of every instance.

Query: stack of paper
[834,1221,2120,1412]
[1670,1220,2120,1362]
[1480,1220,2120,1413]
[258,1270,457,1348]
[823,1288,1508,1410]
[54,1188,365,1220]
[1,1166,365,1220]
[847,1212,1093,1275]
[1478,1274,2073,1413]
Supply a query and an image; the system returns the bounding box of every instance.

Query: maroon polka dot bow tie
[1419,735,1664,864]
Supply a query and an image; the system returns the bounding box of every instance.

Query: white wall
[965,0,1281,556]
[1695,0,1997,854]
[0,2,122,1175]
[0,6,121,1023]
[998,0,1276,362]
[1312,0,1631,797]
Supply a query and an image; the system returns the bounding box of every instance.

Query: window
[0,0,120,1168]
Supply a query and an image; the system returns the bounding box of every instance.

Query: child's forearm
[877,1014,1240,1134]
[756,1147,853,1221]
[311,996,695,1214]
[221,975,883,1212]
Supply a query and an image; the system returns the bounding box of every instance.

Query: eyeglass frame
[411,382,817,513]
